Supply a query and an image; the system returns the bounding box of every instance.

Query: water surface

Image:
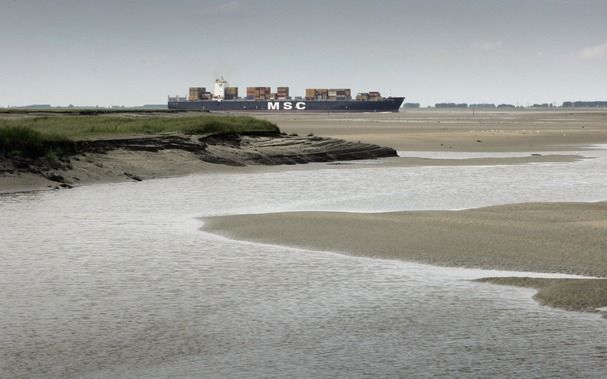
[2,147,607,378]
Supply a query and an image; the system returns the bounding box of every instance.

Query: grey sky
[1,0,606,106]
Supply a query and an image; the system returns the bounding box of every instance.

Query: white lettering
[267,101,306,110]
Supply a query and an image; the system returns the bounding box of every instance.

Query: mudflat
[262,109,607,151]
[203,202,607,313]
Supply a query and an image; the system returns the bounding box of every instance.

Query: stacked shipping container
[329,89,351,100]
[277,87,289,100]
[356,91,383,101]
[246,87,271,100]
[183,80,381,102]
[306,88,351,101]
[305,89,327,100]
[188,87,206,101]
[224,87,239,100]
[188,87,213,100]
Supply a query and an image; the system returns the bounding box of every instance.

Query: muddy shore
[0,132,396,193]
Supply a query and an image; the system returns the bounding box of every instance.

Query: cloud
[578,43,607,60]
[470,41,503,52]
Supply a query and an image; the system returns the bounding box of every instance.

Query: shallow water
[396,147,593,159]
[1,147,607,378]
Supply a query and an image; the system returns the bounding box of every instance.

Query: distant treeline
[432,101,607,109]
[435,103,519,108]
[435,103,469,108]
[562,101,607,108]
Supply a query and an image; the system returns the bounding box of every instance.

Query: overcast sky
[1,0,606,106]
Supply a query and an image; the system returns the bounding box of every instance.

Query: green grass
[0,114,279,140]
[0,108,176,115]
[0,114,279,158]
[0,126,73,158]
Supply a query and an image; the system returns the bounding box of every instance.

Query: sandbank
[203,202,607,314]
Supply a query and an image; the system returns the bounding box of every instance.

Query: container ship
[168,78,404,112]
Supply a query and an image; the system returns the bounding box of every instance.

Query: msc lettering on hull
[268,101,306,110]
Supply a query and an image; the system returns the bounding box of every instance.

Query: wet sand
[0,132,395,194]
[364,154,584,167]
[261,109,607,151]
[0,150,584,195]
[476,277,607,312]
[203,202,607,314]
[0,149,245,194]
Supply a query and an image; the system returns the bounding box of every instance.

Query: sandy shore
[262,109,607,152]
[203,202,607,314]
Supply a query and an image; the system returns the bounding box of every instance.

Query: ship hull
[168,97,405,112]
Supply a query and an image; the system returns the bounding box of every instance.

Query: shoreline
[1,136,588,195]
[0,132,396,194]
[3,109,605,194]
[202,201,607,315]
[0,151,586,195]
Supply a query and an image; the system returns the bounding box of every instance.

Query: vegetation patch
[0,114,279,140]
[0,108,181,115]
[0,126,73,158]
[0,114,279,162]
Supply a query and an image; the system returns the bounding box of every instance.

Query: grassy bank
[0,114,279,140]
[0,108,175,115]
[0,126,73,158]
[0,113,278,160]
